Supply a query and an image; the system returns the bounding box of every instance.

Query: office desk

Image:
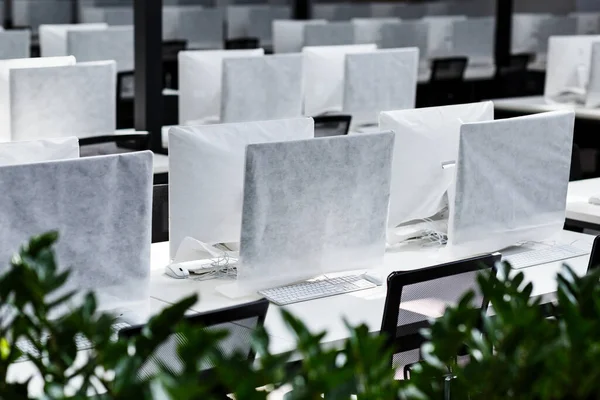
[567,178,600,230]
[148,230,593,354]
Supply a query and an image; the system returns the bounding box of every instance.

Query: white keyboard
[14,322,131,363]
[502,244,589,270]
[259,274,377,306]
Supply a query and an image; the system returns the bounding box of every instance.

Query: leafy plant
[400,262,600,400]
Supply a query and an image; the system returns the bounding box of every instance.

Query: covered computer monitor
[39,23,108,57]
[3,61,116,142]
[303,44,377,116]
[0,30,30,60]
[303,22,355,47]
[272,20,327,53]
[379,102,494,243]
[0,152,153,305]
[422,15,466,59]
[221,54,303,123]
[450,17,495,63]
[227,5,291,47]
[586,42,600,108]
[378,21,429,62]
[178,49,264,125]
[162,7,223,49]
[0,137,79,166]
[67,26,134,72]
[168,118,314,259]
[237,132,394,290]
[448,110,575,256]
[537,15,578,55]
[544,35,600,103]
[351,18,401,45]
[343,48,419,125]
[511,13,550,54]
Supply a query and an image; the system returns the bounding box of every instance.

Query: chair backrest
[162,39,187,62]
[119,299,269,381]
[313,115,351,137]
[117,70,134,100]
[430,56,468,82]
[152,184,169,243]
[380,254,499,370]
[496,53,532,77]
[225,37,260,49]
[588,235,600,272]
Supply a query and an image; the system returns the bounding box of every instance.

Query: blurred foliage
[3,232,600,399]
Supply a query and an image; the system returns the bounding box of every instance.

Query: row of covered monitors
[0,103,574,302]
[2,11,600,60]
[0,46,422,143]
[1,37,599,145]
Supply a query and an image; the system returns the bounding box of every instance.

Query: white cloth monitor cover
[302,44,377,116]
[303,22,355,47]
[312,3,371,21]
[14,0,72,31]
[237,132,394,291]
[343,48,419,124]
[379,102,494,237]
[0,137,79,166]
[586,42,600,108]
[168,117,314,259]
[369,3,406,18]
[451,17,495,60]
[351,18,400,45]
[423,16,467,59]
[572,12,600,34]
[163,6,223,49]
[221,54,303,123]
[178,49,264,125]
[9,61,116,142]
[448,111,575,256]
[511,13,549,54]
[379,21,429,59]
[0,56,76,142]
[39,23,108,57]
[544,35,600,100]
[226,5,291,44]
[0,151,153,305]
[67,26,134,72]
[272,19,326,53]
[0,30,30,60]
[102,7,134,25]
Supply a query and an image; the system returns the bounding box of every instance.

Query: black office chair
[162,40,188,89]
[119,299,269,393]
[116,71,135,129]
[225,37,260,50]
[78,132,150,157]
[423,57,469,107]
[493,53,535,98]
[152,184,169,243]
[587,236,600,272]
[380,253,499,379]
[570,143,583,182]
[313,115,352,138]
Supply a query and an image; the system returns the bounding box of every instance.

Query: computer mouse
[165,264,189,279]
[362,271,384,286]
[110,307,145,325]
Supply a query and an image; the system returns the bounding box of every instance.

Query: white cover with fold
[39,23,108,57]
[379,102,494,235]
[237,132,394,291]
[168,118,314,259]
[9,61,116,142]
[0,56,76,142]
[379,21,429,59]
[0,151,153,305]
[178,49,264,125]
[343,48,418,124]
[303,22,355,47]
[448,111,575,256]
[0,137,79,166]
[544,35,600,101]
[221,54,303,123]
[272,19,326,53]
[0,30,30,60]
[302,44,376,116]
[351,18,400,45]
[67,26,134,72]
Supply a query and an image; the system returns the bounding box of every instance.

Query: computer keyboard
[14,322,131,363]
[259,274,377,306]
[502,244,589,270]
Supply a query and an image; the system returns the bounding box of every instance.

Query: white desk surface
[567,178,600,226]
[493,96,600,120]
[148,230,593,354]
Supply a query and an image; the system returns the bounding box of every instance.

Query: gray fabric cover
[221,54,303,123]
[303,22,355,47]
[0,30,30,60]
[0,151,153,303]
[67,27,134,72]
